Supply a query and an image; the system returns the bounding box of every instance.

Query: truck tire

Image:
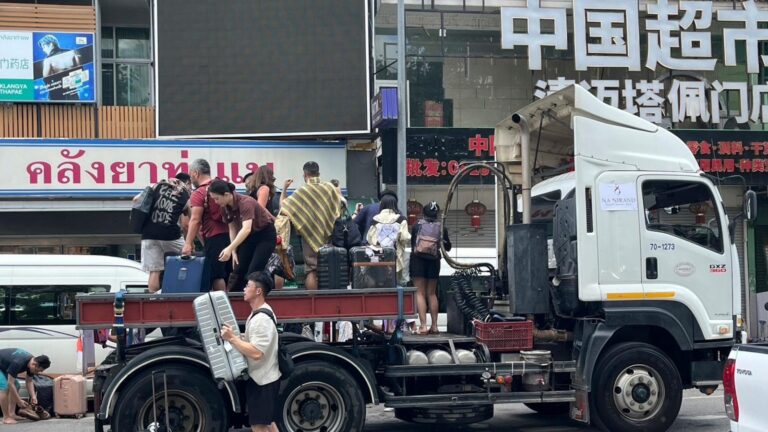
[524,402,570,416]
[395,404,493,425]
[277,360,365,432]
[591,342,682,432]
[111,365,228,432]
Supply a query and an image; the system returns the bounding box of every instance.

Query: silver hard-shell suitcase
[193,291,249,382]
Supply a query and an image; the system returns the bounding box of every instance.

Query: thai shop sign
[382,128,496,185]
[501,1,768,126]
[0,31,95,102]
[0,139,346,197]
[672,130,768,184]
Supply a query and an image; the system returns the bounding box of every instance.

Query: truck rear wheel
[110,365,228,432]
[395,404,493,425]
[591,342,682,432]
[276,360,365,432]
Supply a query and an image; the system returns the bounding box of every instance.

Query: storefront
[373,0,768,337]
[0,139,348,258]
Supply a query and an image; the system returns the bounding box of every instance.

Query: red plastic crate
[474,320,533,352]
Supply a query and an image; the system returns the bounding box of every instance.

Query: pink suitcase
[54,375,87,418]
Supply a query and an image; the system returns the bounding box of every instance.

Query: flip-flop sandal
[416,327,429,335]
[33,405,51,420]
[428,328,440,335]
[17,407,39,421]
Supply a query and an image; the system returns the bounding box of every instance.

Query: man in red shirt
[183,159,231,291]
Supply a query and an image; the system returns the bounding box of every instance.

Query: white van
[0,255,148,376]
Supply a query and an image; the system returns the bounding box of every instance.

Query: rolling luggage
[193,291,249,382]
[53,375,87,418]
[162,255,206,293]
[317,246,349,290]
[350,246,397,289]
[31,375,54,416]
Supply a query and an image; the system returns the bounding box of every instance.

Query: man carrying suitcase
[221,272,280,432]
[0,349,50,424]
[183,159,231,291]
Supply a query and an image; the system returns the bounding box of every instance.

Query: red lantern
[407,199,423,226]
[465,200,487,229]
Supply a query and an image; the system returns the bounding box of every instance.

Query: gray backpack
[414,220,441,260]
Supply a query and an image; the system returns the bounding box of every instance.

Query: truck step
[384,390,576,408]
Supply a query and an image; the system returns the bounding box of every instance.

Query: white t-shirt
[245,303,281,385]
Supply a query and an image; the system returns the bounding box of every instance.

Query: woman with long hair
[245,166,277,216]
[209,180,277,292]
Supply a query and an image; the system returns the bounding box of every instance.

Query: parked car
[724,344,768,431]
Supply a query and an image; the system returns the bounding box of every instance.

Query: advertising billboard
[155,0,370,138]
[0,31,95,103]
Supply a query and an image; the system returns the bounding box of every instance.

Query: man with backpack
[410,201,452,335]
[220,272,281,432]
[135,176,191,293]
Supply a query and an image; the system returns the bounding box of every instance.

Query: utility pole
[396,0,407,214]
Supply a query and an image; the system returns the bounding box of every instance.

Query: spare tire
[394,404,493,425]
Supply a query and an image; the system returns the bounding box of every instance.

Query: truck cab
[494,84,754,431]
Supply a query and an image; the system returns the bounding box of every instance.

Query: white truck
[724,344,768,432]
[78,85,756,432]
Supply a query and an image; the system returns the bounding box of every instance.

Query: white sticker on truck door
[599,183,638,211]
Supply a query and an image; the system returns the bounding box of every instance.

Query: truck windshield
[642,180,723,253]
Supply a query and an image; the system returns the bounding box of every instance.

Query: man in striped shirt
[280,161,342,290]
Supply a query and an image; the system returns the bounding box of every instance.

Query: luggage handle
[213,327,222,346]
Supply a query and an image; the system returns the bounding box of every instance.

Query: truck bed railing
[76,288,416,329]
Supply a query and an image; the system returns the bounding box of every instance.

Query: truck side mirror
[744,190,758,222]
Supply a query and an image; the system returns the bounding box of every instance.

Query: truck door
[595,172,643,297]
[638,176,732,338]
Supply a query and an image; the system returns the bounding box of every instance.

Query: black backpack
[129,184,158,234]
[331,208,363,249]
[255,308,295,378]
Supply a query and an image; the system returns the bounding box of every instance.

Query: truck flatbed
[76,287,416,328]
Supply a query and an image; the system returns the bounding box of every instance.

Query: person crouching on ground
[0,349,50,424]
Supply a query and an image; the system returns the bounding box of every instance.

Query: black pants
[228,224,277,291]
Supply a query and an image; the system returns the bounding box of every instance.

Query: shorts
[301,237,318,272]
[410,255,441,279]
[204,233,231,281]
[0,373,20,392]
[141,238,185,272]
[246,377,280,425]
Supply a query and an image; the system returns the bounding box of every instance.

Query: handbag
[129,185,156,234]
[332,208,362,249]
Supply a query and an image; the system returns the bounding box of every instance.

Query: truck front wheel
[276,360,366,432]
[110,365,228,432]
[591,342,682,432]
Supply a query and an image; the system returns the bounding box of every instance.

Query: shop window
[101,27,152,106]
[642,180,723,253]
[10,285,108,325]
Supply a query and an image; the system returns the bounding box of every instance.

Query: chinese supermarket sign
[0,139,346,197]
[672,130,768,183]
[501,0,768,125]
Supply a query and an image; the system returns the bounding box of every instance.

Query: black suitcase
[350,246,397,289]
[317,246,349,290]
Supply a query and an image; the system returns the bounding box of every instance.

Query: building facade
[372,0,768,338]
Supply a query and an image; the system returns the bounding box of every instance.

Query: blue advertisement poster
[0,31,95,102]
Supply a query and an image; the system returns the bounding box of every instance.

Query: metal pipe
[511,113,532,224]
[396,0,408,214]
